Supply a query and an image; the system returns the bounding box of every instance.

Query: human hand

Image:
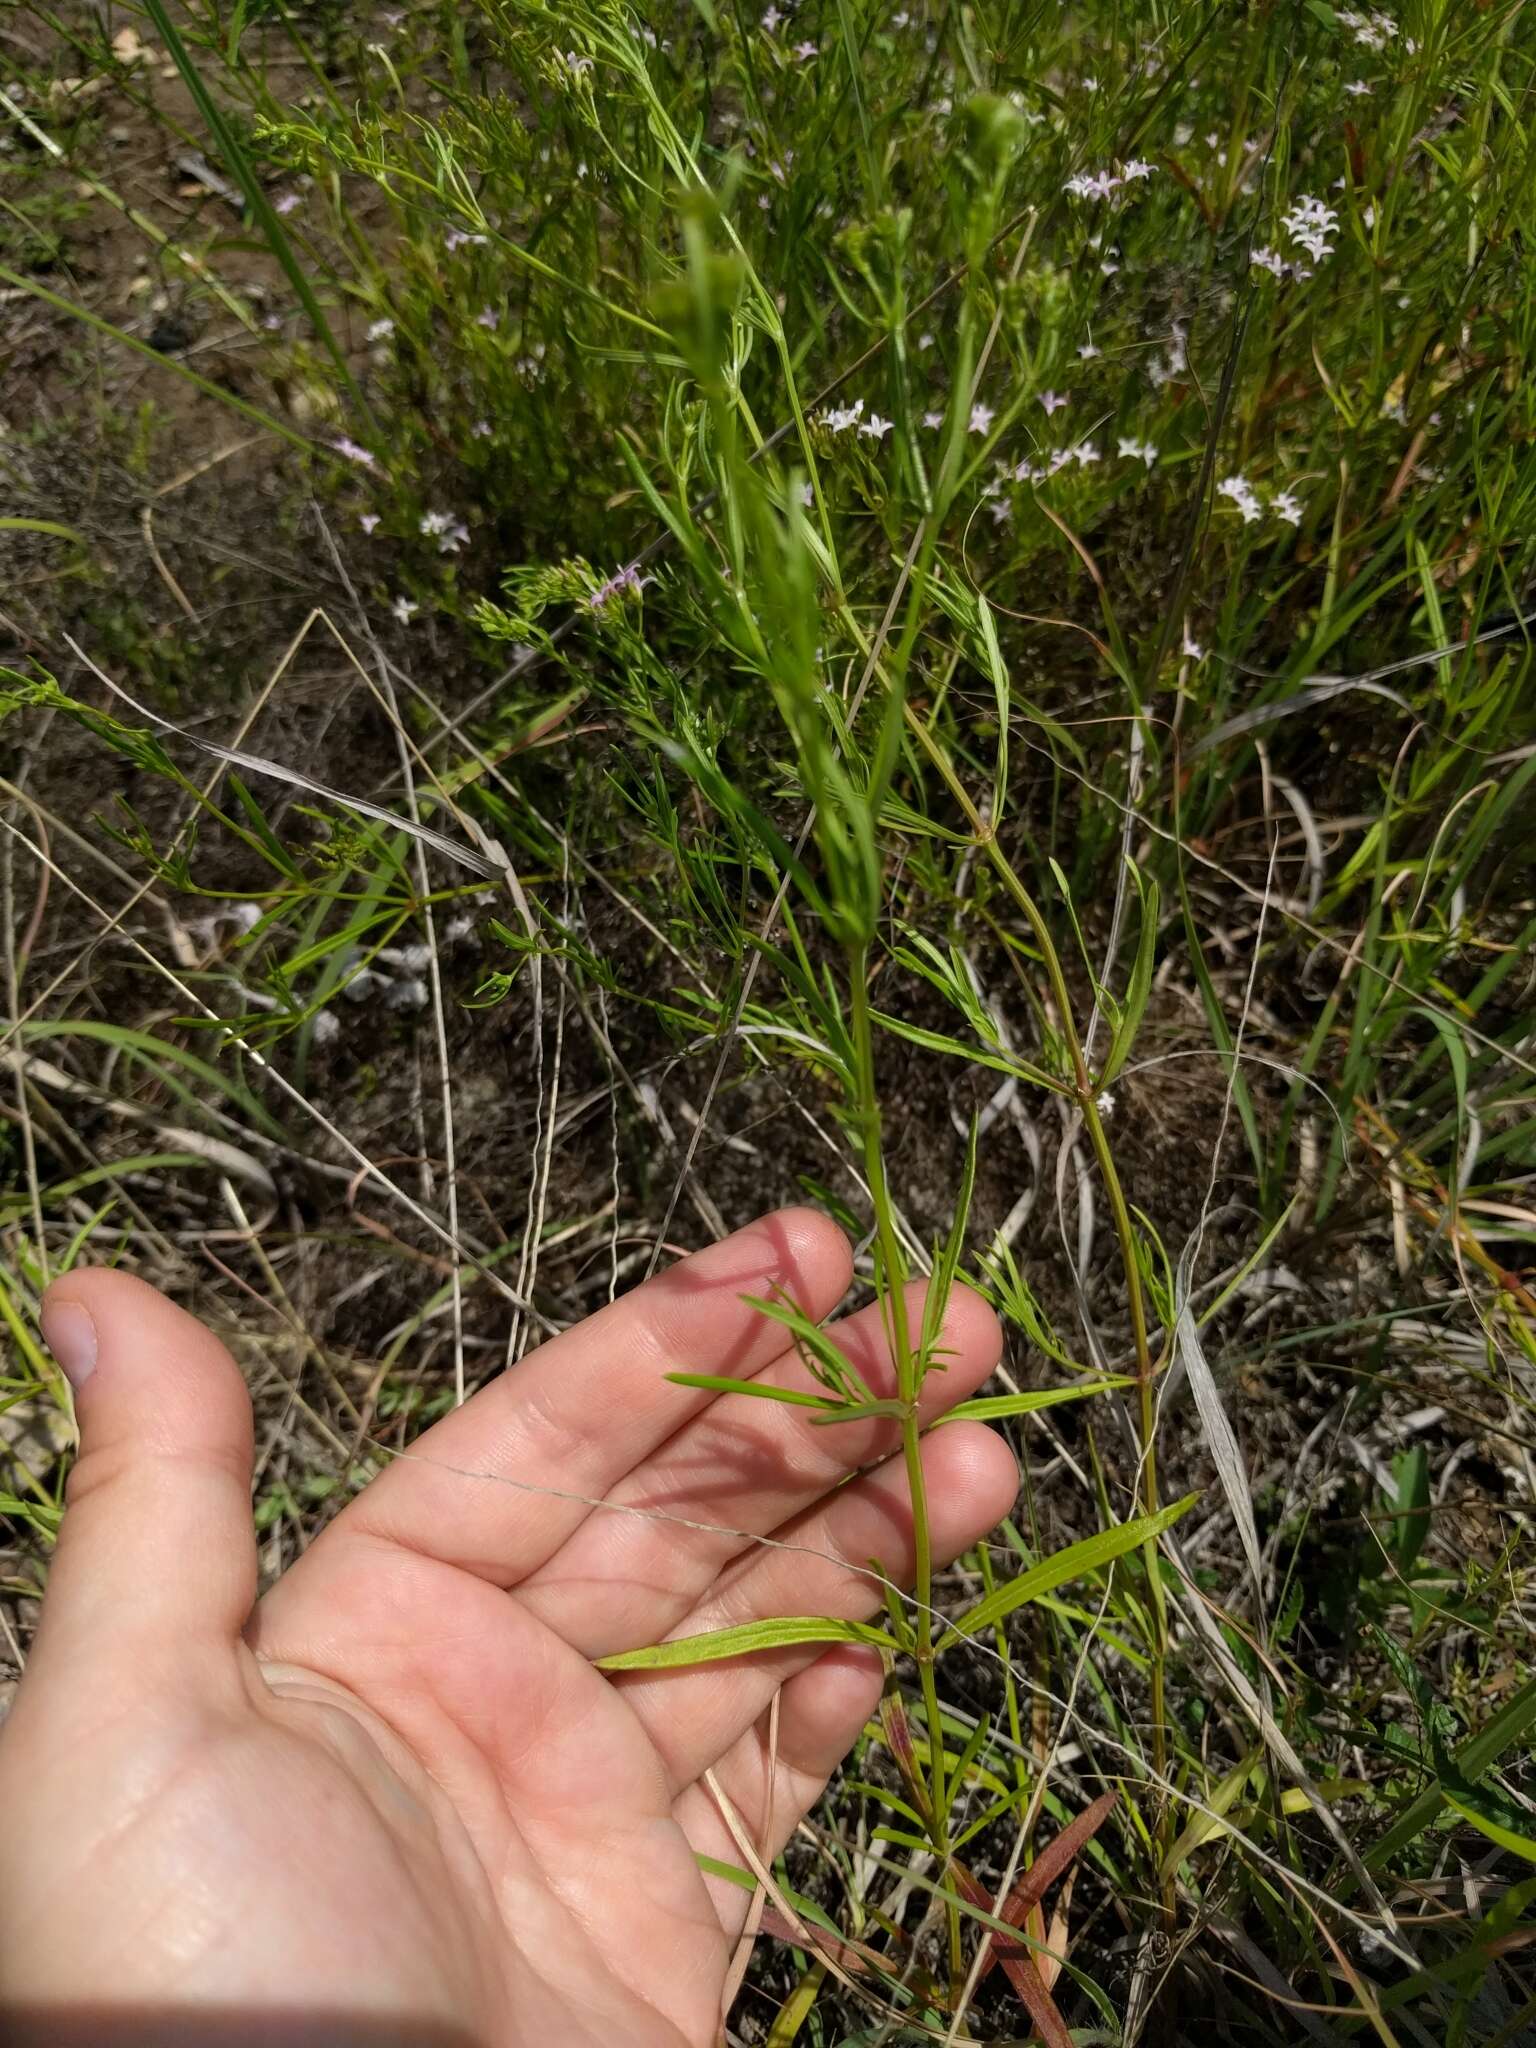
[0,1209,1015,2047]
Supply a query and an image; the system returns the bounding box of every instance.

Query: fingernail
[43,1299,98,1391]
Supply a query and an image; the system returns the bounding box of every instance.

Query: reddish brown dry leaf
[951,1859,1073,2048]
[975,1791,1119,1988]
[756,1906,881,1977]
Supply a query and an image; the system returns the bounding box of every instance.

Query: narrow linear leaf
[665,1371,846,1412]
[939,1378,1131,1424]
[597,1615,897,1672]
[940,1495,1198,1647]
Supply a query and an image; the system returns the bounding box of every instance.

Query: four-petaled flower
[391,595,418,624]
[968,401,995,435]
[858,412,893,439]
[1038,390,1069,415]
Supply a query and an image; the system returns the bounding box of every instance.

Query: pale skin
[0,1208,1017,2047]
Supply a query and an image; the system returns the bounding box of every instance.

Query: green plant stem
[847,943,963,1984]
[899,708,1175,1899]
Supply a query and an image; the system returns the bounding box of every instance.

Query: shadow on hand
[0,2009,486,2047]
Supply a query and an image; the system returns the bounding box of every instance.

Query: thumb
[36,1269,257,1668]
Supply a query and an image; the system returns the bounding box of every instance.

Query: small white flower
[968,402,995,435]
[989,496,1013,525]
[1077,342,1101,360]
[922,409,945,429]
[1218,474,1262,523]
[824,398,865,432]
[471,418,492,438]
[797,481,814,506]
[1073,441,1101,467]
[476,307,500,330]
[1273,490,1303,525]
[1118,436,1157,466]
[1038,389,1069,415]
[359,513,380,534]
[1083,75,1099,93]
[1251,245,1286,277]
[1095,1090,1115,1117]
[858,412,893,439]
[1181,624,1204,659]
[1345,78,1373,96]
[420,510,470,554]
[366,316,394,342]
[272,190,300,215]
[793,38,818,59]
[1121,158,1155,181]
[443,228,488,252]
[917,331,934,350]
[557,49,593,76]
[391,595,418,624]
[761,4,782,26]
[331,436,377,471]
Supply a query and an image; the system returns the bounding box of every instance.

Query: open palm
[0,1209,1015,2048]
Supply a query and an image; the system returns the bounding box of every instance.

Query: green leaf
[0,516,86,546]
[1439,1766,1536,1865]
[665,1371,847,1413]
[142,0,373,426]
[939,1378,1131,1424]
[597,1615,898,1672]
[1098,860,1159,1090]
[1366,1673,1536,1872]
[939,1496,1198,1648]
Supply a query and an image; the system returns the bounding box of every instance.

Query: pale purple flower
[1251,245,1286,277]
[1345,78,1372,96]
[471,418,492,438]
[1038,390,1069,415]
[858,412,893,440]
[359,513,381,534]
[476,307,500,330]
[332,436,378,471]
[922,409,945,429]
[989,497,1013,525]
[761,5,782,27]
[391,596,418,624]
[1181,624,1204,659]
[1118,436,1157,466]
[1121,158,1154,182]
[793,39,818,59]
[1072,441,1101,466]
[1066,168,1121,201]
[558,50,593,76]
[968,401,995,435]
[272,191,300,216]
[589,562,652,609]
